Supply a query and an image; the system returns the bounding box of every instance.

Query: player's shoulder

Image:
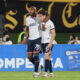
[48,19,54,24]
[47,19,54,25]
[47,19,55,29]
[26,16,31,20]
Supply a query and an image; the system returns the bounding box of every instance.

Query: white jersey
[26,15,40,40]
[40,20,55,43]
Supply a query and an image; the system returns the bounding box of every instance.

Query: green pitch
[0,71,80,80]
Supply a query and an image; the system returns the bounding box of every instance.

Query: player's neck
[44,15,50,23]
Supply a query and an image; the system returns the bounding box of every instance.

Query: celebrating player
[23,6,41,77]
[38,10,56,77]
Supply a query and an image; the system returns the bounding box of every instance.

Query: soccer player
[23,6,41,77]
[38,10,56,77]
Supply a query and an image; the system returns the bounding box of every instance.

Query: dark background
[0,0,80,33]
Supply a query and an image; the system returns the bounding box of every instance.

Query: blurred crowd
[0,32,80,45]
[0,33,12,45]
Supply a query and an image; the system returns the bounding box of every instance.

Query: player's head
[29,6,37,17]
[38,9,49,22]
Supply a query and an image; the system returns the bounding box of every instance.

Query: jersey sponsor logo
[34,44,40,51]
[29,22,37,27]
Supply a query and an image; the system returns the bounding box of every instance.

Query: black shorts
[27,38,41,53]
[42,43,53,54]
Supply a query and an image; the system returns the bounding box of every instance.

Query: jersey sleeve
[50,21,55,30]
[26,17,30,27]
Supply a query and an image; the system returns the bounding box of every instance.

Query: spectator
[2,34,12,44]
[68,34,80,44]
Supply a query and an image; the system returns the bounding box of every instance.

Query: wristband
[42,22,45,25]
[24,36,27,39]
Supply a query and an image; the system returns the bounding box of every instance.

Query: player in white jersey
[38,10,56,77]
[23,6,41,77]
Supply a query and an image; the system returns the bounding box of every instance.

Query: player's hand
[42,23,46,31]
[48,43,52,49]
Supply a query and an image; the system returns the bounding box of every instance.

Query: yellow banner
[22,0,80,2]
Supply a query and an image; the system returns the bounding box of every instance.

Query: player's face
[29,7,35,16]
[38,14,46,22]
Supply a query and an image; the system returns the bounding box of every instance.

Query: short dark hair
[72,34,77,39]
[38,9,48,16]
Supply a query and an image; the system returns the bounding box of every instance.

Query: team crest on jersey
[35,44,40,51]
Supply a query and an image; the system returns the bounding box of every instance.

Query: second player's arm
[48,29,56,49]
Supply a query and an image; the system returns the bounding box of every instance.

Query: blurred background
[0,0,80,44]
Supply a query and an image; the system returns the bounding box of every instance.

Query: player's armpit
[24,27,29,32]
